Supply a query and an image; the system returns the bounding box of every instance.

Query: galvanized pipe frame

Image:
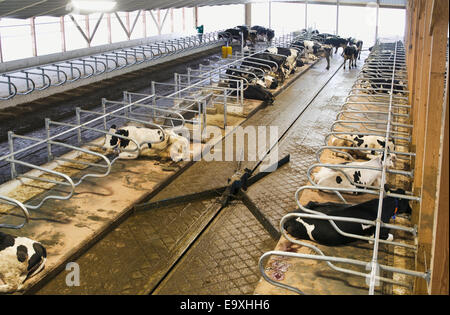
[259,41,427,295]
[0,32,305,229]
[168,77,243,105]
[0,31,225,100]
[0,94,155,227]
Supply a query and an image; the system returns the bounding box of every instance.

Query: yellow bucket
[222,46,228,58]
[227,46,232,57]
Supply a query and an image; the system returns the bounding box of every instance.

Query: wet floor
[34,52,374,295]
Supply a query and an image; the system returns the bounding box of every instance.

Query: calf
[313,154,395,192]
[331,134,395,160]
[343,44,357,69]
[103,125,189,161]
[0,232,47,293]
[283,190,411,246]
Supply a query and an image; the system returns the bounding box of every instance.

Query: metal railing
[0,31,306,229]
[0,31,224,101]
[259,41,430,295]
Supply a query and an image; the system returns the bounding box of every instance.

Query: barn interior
[0,0,448,297]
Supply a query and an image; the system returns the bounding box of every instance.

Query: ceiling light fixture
[69,0,117,13]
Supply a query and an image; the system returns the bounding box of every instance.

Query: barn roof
[0,0,407,20]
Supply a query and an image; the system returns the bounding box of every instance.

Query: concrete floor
[33,50,370,295]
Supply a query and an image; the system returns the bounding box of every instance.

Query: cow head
[384,187,412,215]
[0,232,47,293]
[264,74,278,89]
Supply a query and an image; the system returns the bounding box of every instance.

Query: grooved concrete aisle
[36,52,362,295]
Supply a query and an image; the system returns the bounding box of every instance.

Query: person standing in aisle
[196,24,204,43]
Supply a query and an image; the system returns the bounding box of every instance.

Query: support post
[30,17,37,57]
[60,16,66,52]
[336,0,339,35]
[245,3,252,26]
[194,6,198,28]
[305,0,308,30]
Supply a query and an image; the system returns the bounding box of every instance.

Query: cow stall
[258,40,429,295]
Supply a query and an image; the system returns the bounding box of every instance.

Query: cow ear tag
[392,199,399,220]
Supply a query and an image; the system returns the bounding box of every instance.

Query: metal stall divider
[1,31,224,101]
[0,31,306,230]
[258,41,430,295]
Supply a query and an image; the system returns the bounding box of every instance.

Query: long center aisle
[36,51,361,295]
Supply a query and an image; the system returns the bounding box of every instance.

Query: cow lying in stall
[283,188,411,246]
[250,25,275,43]
[265,47,302,78]
[313,153,396,192]
[331,134,395,160]
[225,68,276,104]
[103,125,189,161]
[0,232,47,293]
[247,52,288,83]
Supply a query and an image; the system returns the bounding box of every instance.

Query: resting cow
[226,68,275,103]
[103,125,189,161]
[250,25,275,42]
[0,232,47,293]
[331,134,395,160]
[266,47,300,78]
[313,154,396,192]
[283,189,412,246]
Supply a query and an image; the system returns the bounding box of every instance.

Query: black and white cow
[103,125,189,161]
[219,27,249,46]
[250,25,275,42]
[0,232,47,293]
[226,68,275,103]
[313,154,396,192]
[249,52,288,83]
[348,38,363,60]
[266,47,300,78]
[283,189,411,246]
[323,44,333,70]
[343,44,357,69]
[331,134,395,160]
[324,36,348,54]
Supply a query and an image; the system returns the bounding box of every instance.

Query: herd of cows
[218,26,367,104]
[0,27,406,293]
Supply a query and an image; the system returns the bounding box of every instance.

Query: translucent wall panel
[308,4,337,34]
[172,8,185,34]
[89,13,109,47]
[338,5,377,48]
[198,4,245,33]
[146,11,159,37]
[35,16,62,56]
[184,7,194,35]
[251,2,270,27]
[160,9,172,35]
[64,14,90,51]
[0,18,33,61]
[129,11,145,40]
[110,12,129,43]
[271,2,305,35]
[378,8,405,41]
